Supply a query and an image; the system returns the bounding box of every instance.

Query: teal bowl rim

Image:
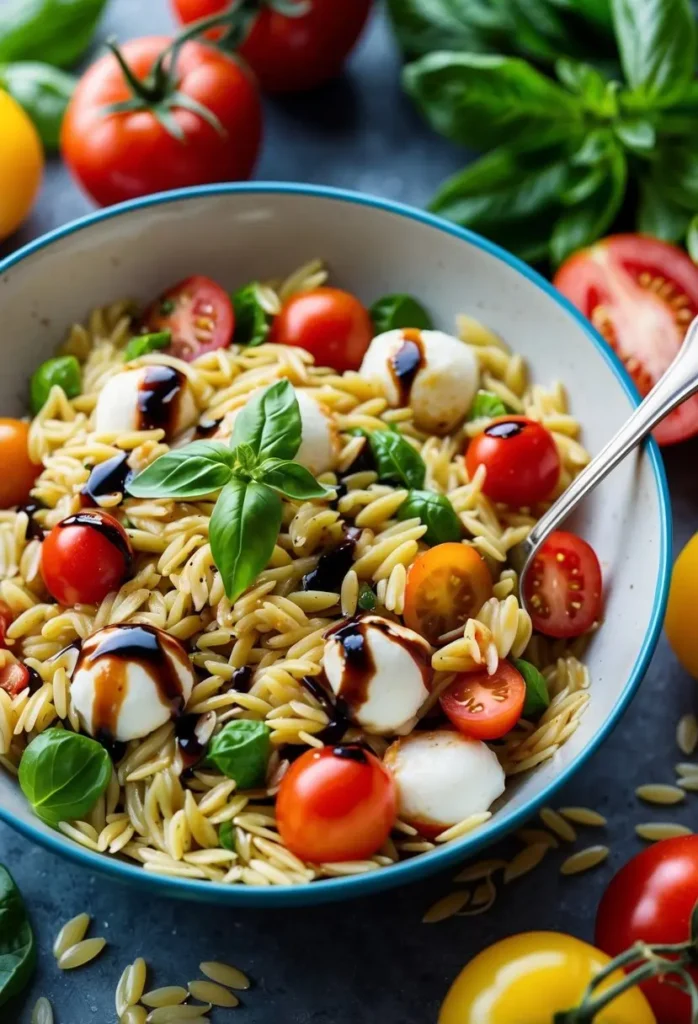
[0,182,672,906]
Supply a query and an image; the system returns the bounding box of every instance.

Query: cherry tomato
[270,288,373,373]
[0,602,13,650]
[554,235,698,446]
[276,744,396,863]
[440,660,525,740]
[172,0,373,93]
[596,836,698,1024]
[523,530,602,639]
[0,419,41,509]
[466,416,560,506]
[61,36,262,207]
[41,510,133,606]
[142,276,234,361]
[665,532,698,677]
[403,543,492,646]
[0,662,30,697]
[0,90,43,241]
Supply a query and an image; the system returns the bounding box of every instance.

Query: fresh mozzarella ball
[384,729,505,836]
[324,614,433,735]
[359,328,479,434]
[94,366,198,440]
[71,624,195,743]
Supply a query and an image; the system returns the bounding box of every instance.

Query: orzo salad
[0,262,602,885]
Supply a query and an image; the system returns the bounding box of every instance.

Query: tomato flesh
[41,510,133,606]
[465,416,560,506]
[0,419,41,509]
[0,662,30,697]
[523,530,602,638]
[270,288,373,372]
[440,660,526,740]
[554,234,698,445]
[143,275,234,361]
[403,543,492,646]
[276,744,396,863]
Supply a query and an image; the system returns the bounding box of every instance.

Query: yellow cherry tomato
[439,932,656,1024]
[0,90,43,241]
[665,532,698,677]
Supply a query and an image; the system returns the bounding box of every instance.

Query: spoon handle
[524,315,698,553]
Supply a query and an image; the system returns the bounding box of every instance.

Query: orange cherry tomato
[403,543,492,646]
[440,660,526,740]
[0,419,41,508]
[270,287,373,372]
[466,416,560,506]
[41,510,133,606]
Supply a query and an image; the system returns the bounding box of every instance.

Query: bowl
[0,183,671,906]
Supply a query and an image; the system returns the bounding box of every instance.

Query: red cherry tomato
[142,276,234,361]
[596,836,698,1024]
[0,419,41,509]
[61,36,262,207]
[554,235,698,446]
[440,660,526,740]
[41,510,133,606]
[172,0,373,93]
[0,601,14,649]
[523,530,602,638]
[270,288,373,373]
[0,662,30,697]
[276,744,396,863]
[466,416,560,506]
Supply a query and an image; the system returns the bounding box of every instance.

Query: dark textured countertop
[2,3,698,1022]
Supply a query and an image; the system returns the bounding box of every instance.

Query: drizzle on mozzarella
[94,365,198,440]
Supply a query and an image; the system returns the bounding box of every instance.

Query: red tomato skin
[41,510,133,606]
[276,745,396,863]
[465,416,560,506]
[61,37,262,207]
[596,836,698,1024]
[523,530,602,639]
[440,661,526,740]
[172,0,373,93]
[270,288,373,372]
[0,663,30,697]
[143,275,234,361]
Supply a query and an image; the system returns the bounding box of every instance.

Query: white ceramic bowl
[0,184,670,906]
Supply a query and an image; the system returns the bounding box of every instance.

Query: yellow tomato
[665,532,698,677]
[439,932,656,1024]
[0,90,43,241]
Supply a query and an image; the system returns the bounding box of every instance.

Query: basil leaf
[219,821,236,852]
[260,459,334,501]
[513,658,551,717]
[0,865,35,1007]
[687,215,698,262]
[207,720,271,789]
[358,582,377,611]
[550,147,626,265]
[613,117,656,154]
[637,177,691,243]
[233,442,259,477]
[128,441,234,499]
[0,62,74,149]
[30,355,81,414]
[18,728,111,826]
[232,284,271,348]
[612,0,696,107]
[398,490,461,545]
[210,479,282,602]
[651,145,698,211]
[231,379,301,462]
[554,58,616,116]
[469,390,507,420]
[124,330,171,361]
[369,430,426,489]
[370,294,433,334]
[0,0,108,69]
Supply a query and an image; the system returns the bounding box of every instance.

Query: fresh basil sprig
[397,490,461,545]
[0,865,35,1008]
[232,283,272,347]
[18,728,111,825]
[370,294,433,333]
[128,380,334,601]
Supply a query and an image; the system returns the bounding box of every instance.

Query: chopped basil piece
[18,728,111,825]
[124,330,171,360]
[398,489,461,544]
[370,293,433,333]
[232,283,271,347]
[219,821,236,852]
[357,582,377,611]
[207,720,271,789]
[513,658,551,717]
[468,389,507,421]
[30,355,81,414]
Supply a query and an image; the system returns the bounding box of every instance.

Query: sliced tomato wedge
[142,275,234,362]
[0,662,29,696]
[523,530,602,639]
[440,660,526,740]
[554,235,698,446]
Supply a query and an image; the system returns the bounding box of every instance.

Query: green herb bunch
[402,0,698,264]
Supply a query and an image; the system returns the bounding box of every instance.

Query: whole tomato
[61,36,262,206]
[0,90,43,240]
[172,0,373,93]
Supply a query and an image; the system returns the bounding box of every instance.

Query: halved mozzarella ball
[94,366,198,440]
[384,729,505,836]
[71,624,195,742]
[359,328,479,434]
[324,614,433,735]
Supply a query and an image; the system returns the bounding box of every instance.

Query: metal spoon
[511,315,698,610]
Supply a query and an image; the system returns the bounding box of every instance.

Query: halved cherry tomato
[142,276,234,361]
[0,602,13,650]
[466,416,560,506]
[523,530,602,638]
[276,744,396,863]
[440,660,525,740]
[554,235,698,446]
[0,419,41,509]
[403,543,492,646]
[41,510,133,606]
[270,288,373,372]
[0,662,30,697]
[596,836,698,1024]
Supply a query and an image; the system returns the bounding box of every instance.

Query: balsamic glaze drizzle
[137,365,185,434]
[82,451,133,505]
[16,500,46,542]
[301,528,360,593]
[389,328,425,405]
[485,420,524,440]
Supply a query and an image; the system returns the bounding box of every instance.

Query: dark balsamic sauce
[332,744,368,764]
[81,451,133,506]
[96,731,127,763]
[301,674,350,746]
[26,667,43,695]
[59,511,133,574]
[342,437,375,475]
[301,528,360,593]
[389,328,425,405]
[195,417,222,439]
[224,665,253,694]
[137,365,185,434]
[175,714,206,770]
[17,500,46,542]
[485,420,524,440]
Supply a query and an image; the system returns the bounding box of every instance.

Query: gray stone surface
[1,3,696,1022]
